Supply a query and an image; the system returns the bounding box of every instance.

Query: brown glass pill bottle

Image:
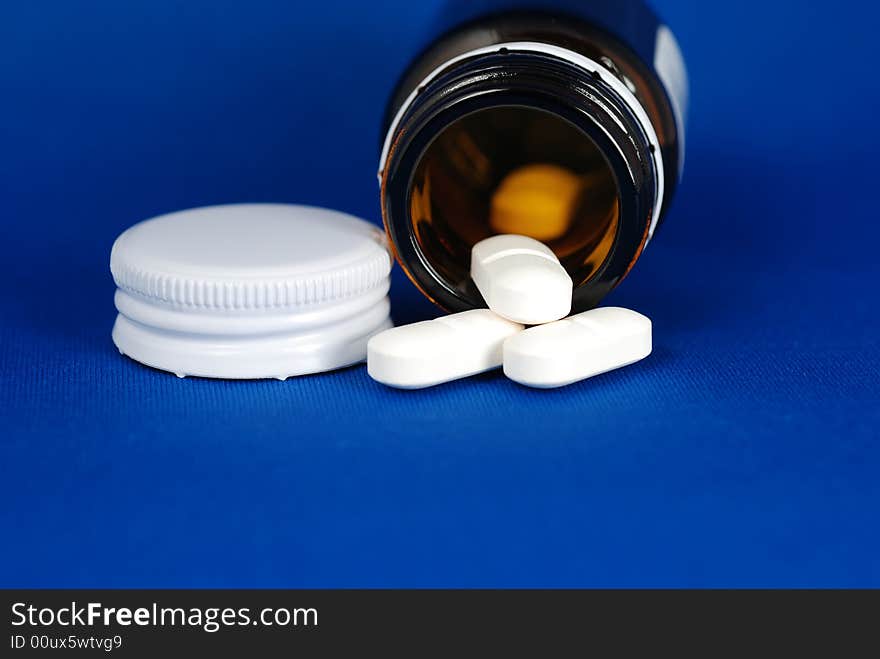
[379,0,687,313]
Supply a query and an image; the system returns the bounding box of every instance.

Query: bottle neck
[381,44,662,313]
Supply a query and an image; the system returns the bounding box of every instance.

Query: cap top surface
[110,204,391,310]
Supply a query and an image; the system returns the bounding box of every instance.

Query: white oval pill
[367,309,523,389]
[471,234,572,325]
[503,307,652,388]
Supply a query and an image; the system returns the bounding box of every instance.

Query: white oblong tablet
[503,307,652,388]
[471,234,572,325]
[367,309,523,389]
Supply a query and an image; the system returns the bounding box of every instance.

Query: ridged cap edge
[110,245,391,311]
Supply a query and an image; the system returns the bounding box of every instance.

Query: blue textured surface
[1,1,878,587]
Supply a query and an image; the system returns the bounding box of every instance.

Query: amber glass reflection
[409,106,619,294]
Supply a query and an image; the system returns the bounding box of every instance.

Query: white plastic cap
[110,204,392,379]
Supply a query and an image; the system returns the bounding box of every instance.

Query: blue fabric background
[1,0,878,587]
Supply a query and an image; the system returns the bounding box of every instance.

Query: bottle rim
[380,46,661,313]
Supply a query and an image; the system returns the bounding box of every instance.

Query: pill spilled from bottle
[367,233,652,389]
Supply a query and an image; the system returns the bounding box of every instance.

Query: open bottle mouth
[408,105,620,295]
[381,49,659,313]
